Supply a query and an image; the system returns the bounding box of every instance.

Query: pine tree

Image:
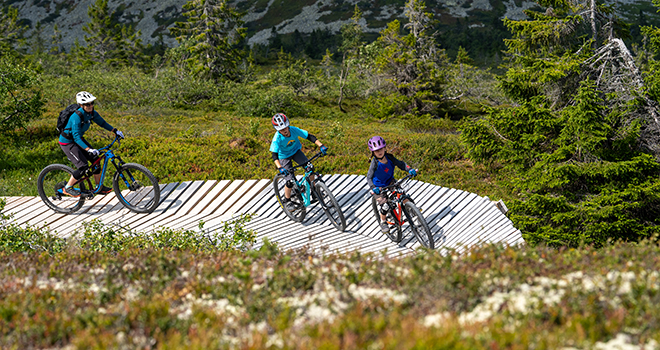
[170,0,246,81]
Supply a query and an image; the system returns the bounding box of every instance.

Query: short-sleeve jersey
[269,126,309,159]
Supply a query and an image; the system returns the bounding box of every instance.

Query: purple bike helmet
[367,136,386,152]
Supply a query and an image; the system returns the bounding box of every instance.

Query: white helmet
[76,91,96,105]
[271,113,289,131]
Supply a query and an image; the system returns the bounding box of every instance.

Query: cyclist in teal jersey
[270,113,327,211]
[59,91,124,197]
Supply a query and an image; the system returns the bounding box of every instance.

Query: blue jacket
[59,108,113,148]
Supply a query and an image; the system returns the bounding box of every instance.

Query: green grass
[0,102,506,200]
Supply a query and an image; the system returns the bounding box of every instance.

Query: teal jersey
[269,126,309,159]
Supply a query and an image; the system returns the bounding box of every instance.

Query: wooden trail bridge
[1,175,523,257]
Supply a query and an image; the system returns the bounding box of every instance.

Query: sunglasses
[82,102,94,107]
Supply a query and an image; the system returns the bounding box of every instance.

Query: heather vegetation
[4,0,660,346]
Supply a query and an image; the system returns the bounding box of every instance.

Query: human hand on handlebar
[320,145,328,155]
[371,187,381,195]
[278,167,288,175]
[88,148,100,157]
[409,168,417,177]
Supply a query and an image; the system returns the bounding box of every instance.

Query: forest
[3,0,660,348]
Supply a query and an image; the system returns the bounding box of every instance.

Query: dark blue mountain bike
[273,151,346,232]
[37,135,160,214]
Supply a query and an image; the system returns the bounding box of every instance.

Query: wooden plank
[99,182,180,230]
[445,204,504,249]
[127,180,206,232]
[187,180,231,216]
[221,179,271,216]
[446,200,502,246]
[48,185,149,237]
[166,180,249,231]
[2,197,43,219]
[55,182,176,237]
[26,193,112,229]
[140,180,219,230]
[203,180,244,215]
[0,196,26,210]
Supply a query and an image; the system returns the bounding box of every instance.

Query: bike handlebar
[98,134,124,152]
[379,173,416,192]
[289,150,326,172]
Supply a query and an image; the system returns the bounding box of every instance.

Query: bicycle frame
[289,151,324,207]
[380,174,415,226]
[74,135,132,197]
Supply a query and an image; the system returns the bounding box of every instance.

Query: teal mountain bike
[273,151,347,232]
[37,135,160,214]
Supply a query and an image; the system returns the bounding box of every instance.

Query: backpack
[57,104,83,138]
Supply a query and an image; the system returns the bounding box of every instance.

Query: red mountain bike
[371,174,434,249]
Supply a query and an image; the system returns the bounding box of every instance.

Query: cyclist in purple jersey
[270,113,328,211]
[366,136,417,233]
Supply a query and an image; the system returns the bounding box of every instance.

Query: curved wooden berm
[1,175,522,257]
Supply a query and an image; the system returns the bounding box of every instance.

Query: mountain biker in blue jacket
[270,113,327,211]
[366,135,417,233]
[59,91,124,197]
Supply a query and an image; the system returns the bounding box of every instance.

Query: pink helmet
[272,113,289,130]
[367,136,386,151]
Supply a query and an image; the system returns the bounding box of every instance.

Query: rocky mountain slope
[5,0,658,51]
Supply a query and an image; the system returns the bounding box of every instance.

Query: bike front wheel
[371,197,402,243]
[403,201,434,249]
[37,164,86,214]
[112,163,160,214]
[273,174,306,222]
[315,181,346,232]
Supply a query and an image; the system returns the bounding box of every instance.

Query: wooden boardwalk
[1,175,523,256]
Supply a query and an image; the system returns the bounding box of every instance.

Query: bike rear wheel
[371,197,402,243]
[403,201,434,249]
[273,174,306,222]
[315,181,346,232]
[112,163,160,214]
[37,164,86,214]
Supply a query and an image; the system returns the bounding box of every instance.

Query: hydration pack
[56,104,82,138]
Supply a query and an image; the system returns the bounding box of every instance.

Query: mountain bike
[272,151,346,232]
[37,135,160,214]
[371,173,434,249]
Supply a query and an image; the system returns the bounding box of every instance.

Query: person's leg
[60,143,90,196]
[279,157,296,200]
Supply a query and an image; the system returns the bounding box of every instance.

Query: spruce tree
[170,0,246,81]
[461,0,660,247]
[338,6,364,112]
[370,0,449,117]
[80,0,145,67]
[0,5,25,56]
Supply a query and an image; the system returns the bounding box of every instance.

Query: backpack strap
[61,109,85,139]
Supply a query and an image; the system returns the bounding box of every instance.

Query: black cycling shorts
[60,138,96,169]
[279,149,310,182]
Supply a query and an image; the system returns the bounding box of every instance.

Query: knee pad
[379,203,390,215]
[72,165,89,180]
[285,180,294,189]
